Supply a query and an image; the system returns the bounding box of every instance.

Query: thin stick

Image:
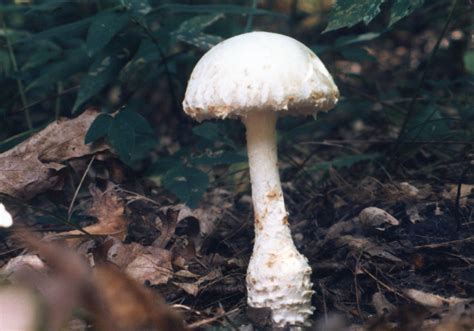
[67,155,95,222]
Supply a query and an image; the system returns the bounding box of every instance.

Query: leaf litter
[0,29,473,329]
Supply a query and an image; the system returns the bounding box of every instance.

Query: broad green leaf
[192,150,247,166]
[72,52,125,113]
[464,50,474,74]
[121,0,152,15]
[192,122,236,149]
[163,165,209,208]
[173,14,224,50]
[313,32,380,53]
[23,16,94,42]
[334,32,381,48]
[176,14,224,35]
[390,0,424,26]
[156,4,285,17]
[115,108,154,134]
[177,33,223,50]
[324,0,385,33]
[22,48,62,71]
[85,113,113,144]
[404,105,450,141]
[119,41,165,88]
[108,109,156,163]
[107,115,135,163]
[27,47,90,90]
[86,12,130,56]
[309,153,380,172]
[146,157,182,176]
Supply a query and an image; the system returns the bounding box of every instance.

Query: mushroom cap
[183,31,339,121]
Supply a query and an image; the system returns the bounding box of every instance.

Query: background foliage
[0,0,472,207]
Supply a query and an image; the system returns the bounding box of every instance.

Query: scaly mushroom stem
[243,111,315,327]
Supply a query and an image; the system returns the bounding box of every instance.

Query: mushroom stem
[243,111,314,327]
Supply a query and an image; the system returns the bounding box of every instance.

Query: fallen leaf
[372,291,396,316]
[359,207,400,230]
[106,239,173,286]
[0,109,109,199]
[337,235,403,263]
[404,288,469,308]
[125,251,173,286]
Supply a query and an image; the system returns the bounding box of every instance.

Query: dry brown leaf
[48,184,128,243]
[372,292,396,316]
[404,288,469,308]
[443,184,474,207]
[173,282,199,296]
[359,207,400,230]
[173,269,222,297]
[0,109,108,199]
[337,235,403,263]
[107,239,173,286]
[125,251,173,286]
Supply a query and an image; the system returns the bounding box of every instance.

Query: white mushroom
[0,203,13,228]
[183,31,339,327]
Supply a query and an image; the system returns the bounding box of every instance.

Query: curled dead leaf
[359,207,400,230]
[0,109,109,199]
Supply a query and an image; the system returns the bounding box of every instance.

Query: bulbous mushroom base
[246,238,315,327]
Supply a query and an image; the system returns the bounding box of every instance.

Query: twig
[187,307,240,329]
[454,147,472,230]
[67,155,95,222]
[414,236,474,249]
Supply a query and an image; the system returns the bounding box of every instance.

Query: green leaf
[121,0,152,15]
[464,50,474,74]
[192,122,236,149]
[23,16,94,42]
[86,12,130,56]
[163,165,209,208]
[85,113,113,144]
[106,109,156,163]
[389,0,424,26]
[404,105,450,141]
[324,0,385,33]
[72,53,124,113]
[176,14,224,35]
[192,150,247,166]
[173,14,224,50]
[147,157,182,176]
[156,4,285,17]
[27,47,90,90]
[192,122,222,141]
[115,108,154,134]
[107,114,136,163]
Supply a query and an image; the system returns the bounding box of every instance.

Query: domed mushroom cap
[183,31,339,121]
